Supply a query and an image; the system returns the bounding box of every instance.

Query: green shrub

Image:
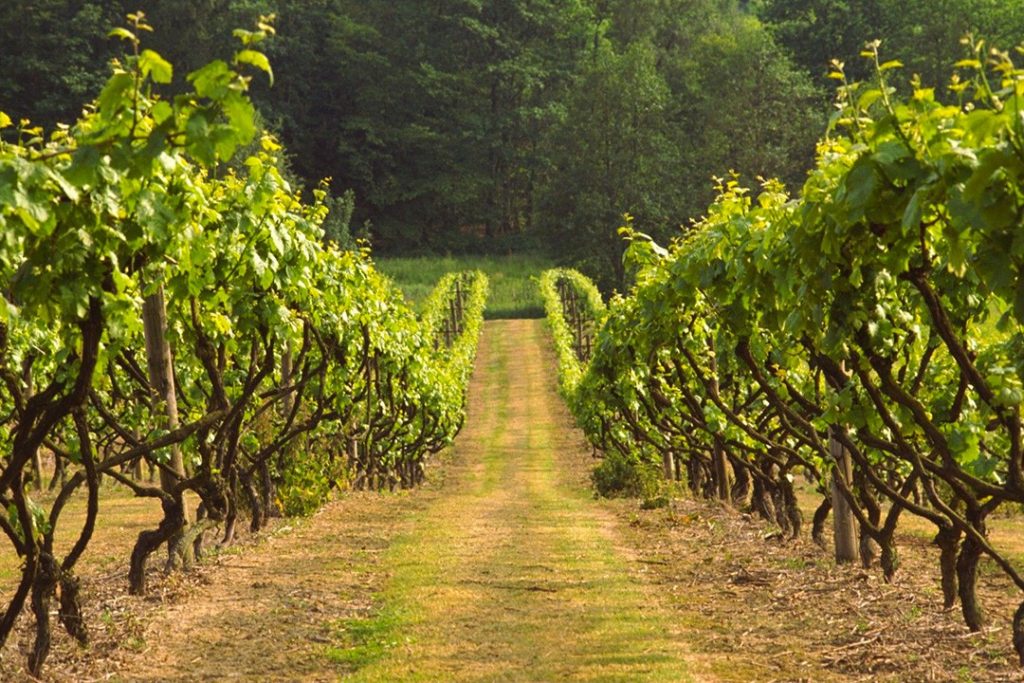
[276,447,345,517]
[591,451,660,499]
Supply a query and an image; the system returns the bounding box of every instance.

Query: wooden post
[706,344,731,504]
[712,440,731,503]
[574,292,585,360]
[830,426,859,564]
[142,283,191,564]
[142,285,187,494]
[22,366,43,489]
[662,450,674,480]
[132,427,144,481]
[347,436,359,467]
[568,287,582,359]
[280,339,294,418]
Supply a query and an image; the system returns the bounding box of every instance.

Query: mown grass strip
[376,253,552,319]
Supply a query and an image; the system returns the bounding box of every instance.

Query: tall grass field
[376,254,553,319]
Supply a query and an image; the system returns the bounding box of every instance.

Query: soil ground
[2,318,1023,681]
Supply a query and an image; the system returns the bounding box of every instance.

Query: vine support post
[347,436,359,472]
[23,380,44,489]
[661,449,674,480]
[829,426,858,564]
[449,296,459,338]
[132,427,144,481]
[142,284,191,563]
[706,348,731,504]
[280,338,294,417]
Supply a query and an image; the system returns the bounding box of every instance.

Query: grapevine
[551,42,1024,662]
[0,15,487,676]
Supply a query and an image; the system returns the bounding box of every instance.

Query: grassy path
[109,319,692,682]
[346,319,691,681]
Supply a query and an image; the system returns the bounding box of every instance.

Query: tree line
[2,1,1023,286]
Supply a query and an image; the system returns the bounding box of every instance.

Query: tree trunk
[811,497,831,548]
[879,535,899,581]
[129,497,185,595]
[780,473,802,539]
[750,475,774,522]
[934,524,961,609]
[28,553,58,677]
[1013,601,1024,665]
[48,450,66,492]
[712,440,730,503]
[859,525,879,568]
[957,532,985,630]
[730,460,750,506]
[829,428,858,564]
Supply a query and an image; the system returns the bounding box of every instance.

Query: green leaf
[901,188,924,234]
[152,100,173,124]
[108,27,137,43]
[139,49,173,84]
[222,94,256,146]
[188,60,232,99]
[964,149,1013,201]
[843,159,877,219]
[235,49,274,86]
[97,72,135,117]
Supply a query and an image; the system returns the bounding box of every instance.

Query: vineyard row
[543,43,1024,664]
[0,17,487,677]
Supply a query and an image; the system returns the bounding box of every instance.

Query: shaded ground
[0,483,420,681]
[110,490,420,682]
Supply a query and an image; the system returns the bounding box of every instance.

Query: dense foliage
[7,2,1016,286]
[549,45,1024,662]
[2,0,960,287]
[538,268,605,399]
[0,17,486,676]
[755,0,1024,89]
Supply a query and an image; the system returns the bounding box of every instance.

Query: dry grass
[0,479,162,585]
[605,487,1024,682]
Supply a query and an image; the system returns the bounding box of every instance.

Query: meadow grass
[375,253,553,319]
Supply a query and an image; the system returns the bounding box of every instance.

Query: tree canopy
[1,0,1018,287]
